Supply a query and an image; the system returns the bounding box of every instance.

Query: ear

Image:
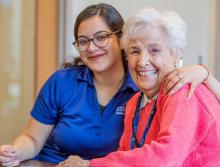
[173,49,183,68]
[174,56,183,68]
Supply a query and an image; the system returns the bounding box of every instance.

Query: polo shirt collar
[76,66,138,92]
[140,93,158,109]
[120,71,138,92]
[77,66,94,86]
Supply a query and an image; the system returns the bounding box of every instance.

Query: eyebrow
[148,43,160,47]
[128,46,140,52]
[78,30,111,39]
[130,46,139,50]
[94,30,111,35]
[132,42,160,48]
[128,43,161,52]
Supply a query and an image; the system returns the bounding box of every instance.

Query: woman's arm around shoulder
[164,64,220,102]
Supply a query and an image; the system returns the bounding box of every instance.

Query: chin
[89,63,108,71]
[138,83,161,97]
[137,81,157,89]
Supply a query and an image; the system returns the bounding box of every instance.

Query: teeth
[138,70,157,76]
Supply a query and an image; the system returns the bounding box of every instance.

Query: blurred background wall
[0,0,57,144]
[0,0,219,143]
[0,0,35,143]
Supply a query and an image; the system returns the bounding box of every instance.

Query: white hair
[121,7,187,57]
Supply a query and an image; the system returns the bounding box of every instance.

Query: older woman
[57,7,220,167]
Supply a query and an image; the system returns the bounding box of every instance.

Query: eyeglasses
[72,30,121,52]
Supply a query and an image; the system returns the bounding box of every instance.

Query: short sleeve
[31,72,59,125]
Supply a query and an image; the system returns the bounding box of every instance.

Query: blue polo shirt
[31,66,138,164]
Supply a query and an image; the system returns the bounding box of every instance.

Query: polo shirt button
[95,126,101,135]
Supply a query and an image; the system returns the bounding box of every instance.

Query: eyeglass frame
[72,30,121,52]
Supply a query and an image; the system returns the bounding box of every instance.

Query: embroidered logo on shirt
[116,106,125,115]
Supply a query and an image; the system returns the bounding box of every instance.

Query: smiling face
[127,27,178,97]
[77,16,122,74]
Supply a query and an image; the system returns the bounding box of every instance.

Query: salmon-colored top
[90,84,220,167]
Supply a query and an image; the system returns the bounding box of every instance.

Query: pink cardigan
[90,84,220,167]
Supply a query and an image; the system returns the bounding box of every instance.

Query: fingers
[0,146,15,161]
[0,156,18,167]
[164,65,207,97]
[0,155,16,162]
[0,148,17,160]
[187,83,197,99]
[4,147,16,153]
[1,159,17,167]
[56,158,71,167]
[164,72,184,94]
[0,145,16,154]
[56,161,64,167]
[56,155,89,167]
[0,145,19,167]
[164,69,180,83]
[167,77,187,96]
[12,159,20,166]
[0,151,15,157]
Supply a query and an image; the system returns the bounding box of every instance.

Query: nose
[87,40,98,51]
[137,50,150,66]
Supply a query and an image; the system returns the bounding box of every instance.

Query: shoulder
[194,84,220,115]
[46,65,89,85]
[36,66,90,111]
[125,92,141,114]
[158,83,190,104]
[157,83,220,117]
[194,84,219,103]
[54,66,86,79]
[127,92,141,105]
[159,83,218,103]
[39,66,88,95]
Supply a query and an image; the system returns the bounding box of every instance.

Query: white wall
[58,0,217,75]
[216,0,220,79]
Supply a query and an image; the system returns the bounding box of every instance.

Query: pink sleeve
[90,84,216,167]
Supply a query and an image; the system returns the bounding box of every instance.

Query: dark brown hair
[62,3,127,69]
[74,3,124,40]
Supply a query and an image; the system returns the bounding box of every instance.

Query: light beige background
[0,0,35,143]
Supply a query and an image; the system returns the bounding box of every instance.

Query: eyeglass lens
[73,31,119,52]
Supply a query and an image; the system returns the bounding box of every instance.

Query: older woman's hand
[56,155,89,167]
[163,65,209,98]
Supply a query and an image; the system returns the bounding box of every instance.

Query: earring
[174,57,183,68]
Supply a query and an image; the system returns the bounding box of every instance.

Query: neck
[93,62,125,87]
[143,87,160,100]
[93,63,125,106]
